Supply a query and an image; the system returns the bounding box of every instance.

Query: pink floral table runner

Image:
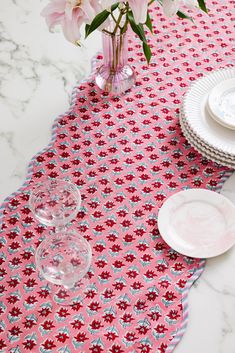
[0,0,234,352]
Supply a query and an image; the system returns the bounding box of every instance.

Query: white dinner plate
[158,189,235,258]
[180,111,235,161]
[180,114,235,168]
[207,78,235,130]
[182,67,235,156]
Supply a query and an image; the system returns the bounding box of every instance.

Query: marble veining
[0,1,235,353]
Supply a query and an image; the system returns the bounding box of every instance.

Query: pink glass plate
[158,189,235,258]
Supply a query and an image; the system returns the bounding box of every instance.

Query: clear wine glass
[29,179,92,305]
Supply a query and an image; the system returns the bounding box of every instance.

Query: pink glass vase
[95,30,136,94]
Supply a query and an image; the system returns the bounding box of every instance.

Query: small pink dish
[158,189,235,258]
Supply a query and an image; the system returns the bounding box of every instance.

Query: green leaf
[176,10,193,21]
[143,42,152,64]
[145,11,153,33]
[85,3,119,38]
[197,0,208,13]
[127,12,147,43]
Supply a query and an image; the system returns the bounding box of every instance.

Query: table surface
[1,1,235,352]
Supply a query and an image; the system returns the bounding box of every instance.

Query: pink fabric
[0,0,234,352]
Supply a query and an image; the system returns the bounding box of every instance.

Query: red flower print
[90,320,103,330]
[9,325,23,336]
[109,344,124,353]
[55,332,69,343]
[131,281,144,290]
[71,319,84,329]
[99,271,111,280]
[159,343,167,353]
[173,263,185,271]
[89,344,104,353]
[121,220,132,228]
[159,280,170,288]
[135,299,147,311]
[88,301,101,312]
[9,198,20,207]
[134,228,145,236]
[154,324,168,334]
[107,233,117,241]
[105,219,116,227]
[7,294,19,304]
[163,291,177,301]
[23,339,36,350]
[125,332,137,342]
[155,242,167,251]
[0,268,7,277]
[110,244,121,252]
[167,251,179,260]
[136,243,148,251]
[23,231,34,240]
[24,278,37,288]
[156,264,167,272]
[103,313,115,323]
[104,331,118,341]
[121,313,134,323]
[36,155,45,163]
[88,201,99,209]
[117,300,130,310]
[117,210,128,217]
[38,288,50,298]
[134,209,144,217]
[124,234,135,244]
[115,195,124,202]
[93,244,105,252]
[146,291,158,301]
[42,339,56,350]
[23,216,34,224]
[57,308,70,318]
[25,295,38,305]
[136,325,149,335]
[41,320,55,331]
[177,279,186,288]
[105,201,115,209]
[113,260,124,269]
[126,270,138,279]
[113,282,126,291]
[8,216,19,226]
[125,174,135,181]
[21,251,34,260]
[74,332,88,342]
[6,231,18,239]
[167,309,180,320]
[138,343,152,353]
[9,307,22,317]
[141,254,152,262]
[103,289,115,299]
[23,318,37,329]
[95,259,107,268]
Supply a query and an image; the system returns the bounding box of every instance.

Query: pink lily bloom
[102,0,148,24]
[41,0,100,44]
[162,0,199,17]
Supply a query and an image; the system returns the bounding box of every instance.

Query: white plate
[180,112,235,163]
[180,114,235,168]
[182,67,235,155]
[158,189,235,258]
[207,78,235,130]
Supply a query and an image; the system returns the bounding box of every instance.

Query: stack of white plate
[180,67,235,168]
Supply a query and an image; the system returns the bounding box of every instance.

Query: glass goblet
[29,179,92,305]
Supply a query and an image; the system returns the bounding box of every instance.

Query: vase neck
[102,31,128,71]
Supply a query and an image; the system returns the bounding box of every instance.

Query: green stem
[113,7,125,34]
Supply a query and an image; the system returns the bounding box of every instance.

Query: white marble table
[1,1,235,352]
